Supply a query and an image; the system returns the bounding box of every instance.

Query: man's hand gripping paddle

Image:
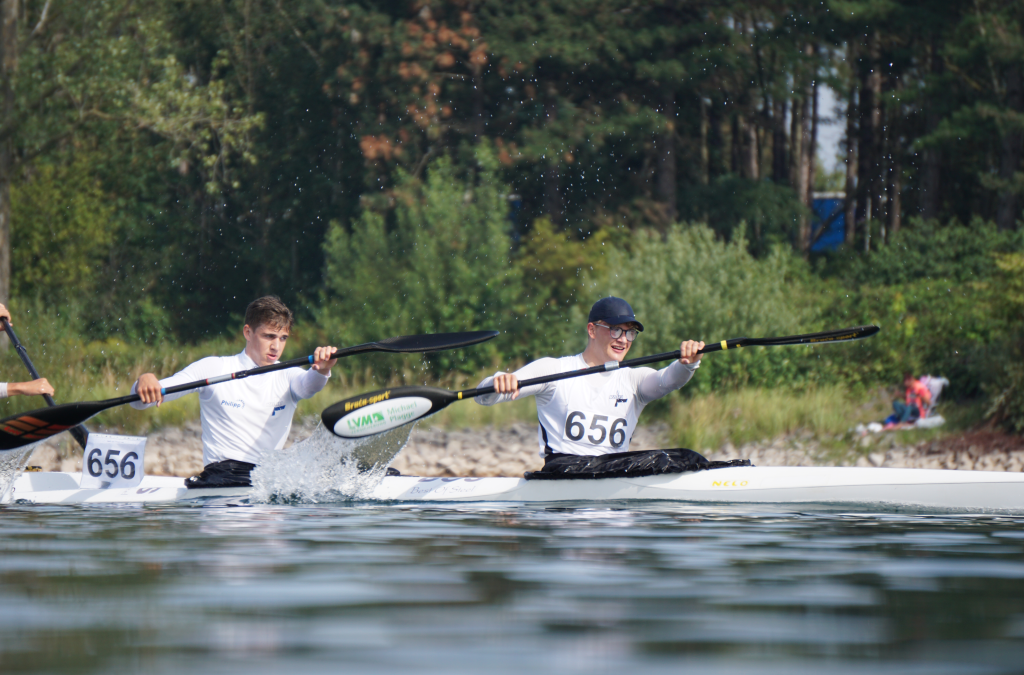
[323,325,880,440]
[2,317,90,449]
[0,330,499,452]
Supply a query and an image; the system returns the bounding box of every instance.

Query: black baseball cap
[588,297,644,332]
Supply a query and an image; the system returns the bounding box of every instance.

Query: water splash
[0,444,40,503]
[250,422,414,504]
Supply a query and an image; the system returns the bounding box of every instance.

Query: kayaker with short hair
[475,297,703,473]
[131,295,337,488]
[0,302,55,399]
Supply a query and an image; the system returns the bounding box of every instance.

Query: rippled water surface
[3,502,1024,674]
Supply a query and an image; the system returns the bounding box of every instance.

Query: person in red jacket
[892,371,932,424]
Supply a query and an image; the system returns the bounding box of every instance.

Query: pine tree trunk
[809,76,818,195]
[887,77,903,237]
[0,0,16,351]
[856,33,882,251]
[997,65,1023,231]
[879,101,890,241]
[796,98,812,251]
[921,41,943,221]
[699,96,709,185]
[744,114,759,180]
[731,114,741,175]
[471,62,485,142]
[789,96,802,187]
[656,91,677,223]
[543,91,562,224]
[708,98,724,178]
[796,63,814,253]
[889,146,902,236]
[772,97,787,183]
[844,84,858,246]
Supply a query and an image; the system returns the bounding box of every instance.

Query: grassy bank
[668,386,886,451]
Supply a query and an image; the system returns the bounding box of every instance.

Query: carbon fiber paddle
[0,330,498,451]
[323,325,880,439]
[2,318,90,449]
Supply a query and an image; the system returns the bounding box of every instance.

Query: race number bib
[562,410,629,449]
[80,433,147,489]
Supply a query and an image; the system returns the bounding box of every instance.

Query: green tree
[0,0,259,341]
[322,144,520,374]
[11,157,115,302]
[603,224,819,392]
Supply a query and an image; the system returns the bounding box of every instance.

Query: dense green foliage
[12,159,116,304]
[607,226,824,393]
[985,253,1024,433]
[820,219,1024,286]
[322,147,520,374]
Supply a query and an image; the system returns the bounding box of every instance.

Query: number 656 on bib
[79,433,147,489]
[563,410,629,448]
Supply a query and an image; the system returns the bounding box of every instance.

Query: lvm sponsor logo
[346,411,386,432]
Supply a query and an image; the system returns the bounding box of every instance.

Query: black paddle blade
[750,325,879,348]
[0,400,117,451]
[322,386,459,439]
[371,330,499,353]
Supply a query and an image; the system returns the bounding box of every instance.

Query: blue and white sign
[80,433,147,489]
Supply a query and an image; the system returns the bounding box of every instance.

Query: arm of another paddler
[2,316,90,450]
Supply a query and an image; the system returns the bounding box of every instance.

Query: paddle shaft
[2,318,90,449]
[322,325,879,440]
[458,349,698,399]
[127,341,475,404]
[9,339,333,414]
[148,329,500,398]
[457,325,877,399]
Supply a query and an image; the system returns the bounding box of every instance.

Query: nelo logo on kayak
[712,480,749,487]
[333,396,433,438]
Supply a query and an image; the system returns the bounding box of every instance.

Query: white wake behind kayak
[8,466,1024,511]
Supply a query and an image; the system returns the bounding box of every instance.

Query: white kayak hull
[8,466,1024,511]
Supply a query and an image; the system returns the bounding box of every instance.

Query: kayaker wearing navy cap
[130,296,338,489]
[475,297,703,464]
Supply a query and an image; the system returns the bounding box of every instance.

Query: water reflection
[0,504,1023,674]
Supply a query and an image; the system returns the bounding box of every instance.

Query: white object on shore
[914,414,945,429]
[8,467,1024,512]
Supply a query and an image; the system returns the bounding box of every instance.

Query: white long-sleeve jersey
[130,350,329,465]
[475,354,698,456]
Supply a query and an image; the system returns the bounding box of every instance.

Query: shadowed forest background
[1,0,1023,439]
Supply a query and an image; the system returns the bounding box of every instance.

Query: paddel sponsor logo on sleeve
[333,397,433,438]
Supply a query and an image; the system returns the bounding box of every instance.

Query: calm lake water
[2,502,1024,674]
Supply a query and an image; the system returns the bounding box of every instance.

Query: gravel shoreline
[24,420,1024,478]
